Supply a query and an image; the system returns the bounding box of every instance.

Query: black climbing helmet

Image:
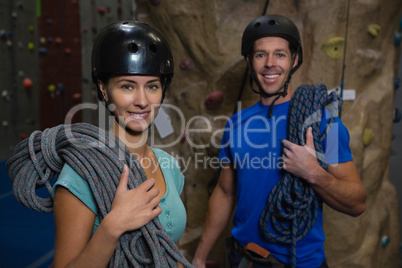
[91,21,174,101]
[241,14,303,74]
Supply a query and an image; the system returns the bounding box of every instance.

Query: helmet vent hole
[149,44,158,54]
[254,22,261,28]
[269,20,277,25]
[127,43,139,53]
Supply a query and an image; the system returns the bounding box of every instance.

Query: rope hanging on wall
[339,0,351,118]
[259,84,342,268]
[6,123,192,267]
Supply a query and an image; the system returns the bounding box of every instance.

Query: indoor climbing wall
[0,0,39,161]
[0,0,401,267]
[0,0,136,161]
[37,0,82,130]
[78,0,137,125]
[134,0,401,267]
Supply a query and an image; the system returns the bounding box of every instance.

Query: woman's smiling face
[100,75,163,134]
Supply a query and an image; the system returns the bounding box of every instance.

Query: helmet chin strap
[248,69,291,118]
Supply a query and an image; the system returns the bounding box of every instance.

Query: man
[192,14,366,268]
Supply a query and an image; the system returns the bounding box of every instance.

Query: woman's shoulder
[53,163,98,214]
[151,147,184,193]
[56,163,85,187]
[151,147,179,165]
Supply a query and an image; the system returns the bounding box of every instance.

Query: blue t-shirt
[218,100,352,267]
[53,147,187,243]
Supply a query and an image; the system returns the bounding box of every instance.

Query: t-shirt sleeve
[218,119,232,164]
[321,109,353,165]
[52,163,98,215]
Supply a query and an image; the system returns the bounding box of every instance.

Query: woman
[51,21,189,267]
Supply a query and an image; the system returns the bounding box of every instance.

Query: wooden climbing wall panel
[38,0,82,130]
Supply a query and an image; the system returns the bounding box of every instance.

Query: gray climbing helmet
[91,21,174,101]
[241,14,303,74]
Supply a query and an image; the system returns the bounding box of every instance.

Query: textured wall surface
[0,0,400,267]
[135,0,401,267]
[0,0,39,160]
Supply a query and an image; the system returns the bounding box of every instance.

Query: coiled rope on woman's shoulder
[259,84,342,268]
[6,123,192,268]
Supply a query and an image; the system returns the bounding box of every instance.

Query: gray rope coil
[259,84,341,268]
[6,122,192,268]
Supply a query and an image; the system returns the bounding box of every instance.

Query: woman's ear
[98,82,109,102]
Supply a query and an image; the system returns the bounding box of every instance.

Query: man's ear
[292,54,299,68]
[98,82,109,102]
[246,55,251,65]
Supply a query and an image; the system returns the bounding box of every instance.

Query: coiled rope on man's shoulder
[6,123,192,268]
[259,84,342,268]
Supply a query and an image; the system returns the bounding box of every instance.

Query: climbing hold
[19,133,27,139]
[48,84,56,93]
[82,77,89,83]
[23,78,33,89]
[205,91,224,110]
[395,31,401,47]
[394,108,401,123]
[64,48,72,54]
[2,121,8,127]
[97,7,106,15]
[57,83,65,94]
[395,77,400,90]
[28,42,34,51]
[6,40,12,47]
[72,93,81,99]
[1,90,10,101]
[39,48,48,55]
[400,16,402,31]
[82,27,88,33]
[180,131,187,143]
[150,0,162,6]
[46,19,53,25]
[28,25,35,32]
[91,27,98,34]
[25,118,35,125]
[40,37,46,44]
[0,30,6,40]
[55,37,62,44]
[179,58,195,70]
[367,24,381,38]
[18,71,24,77]
[363,128,374,147]
[205,260,220,268]
[47,37,53,43]
[381,236,390,248]
[17,2,23,10]
[321,37,344,59]
[17,41,22,48]
[11,12,17,19]
[0,9,3,15]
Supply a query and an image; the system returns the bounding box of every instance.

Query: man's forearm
[193,185,235,263]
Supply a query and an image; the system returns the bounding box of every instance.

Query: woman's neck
[110,120,149,159]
